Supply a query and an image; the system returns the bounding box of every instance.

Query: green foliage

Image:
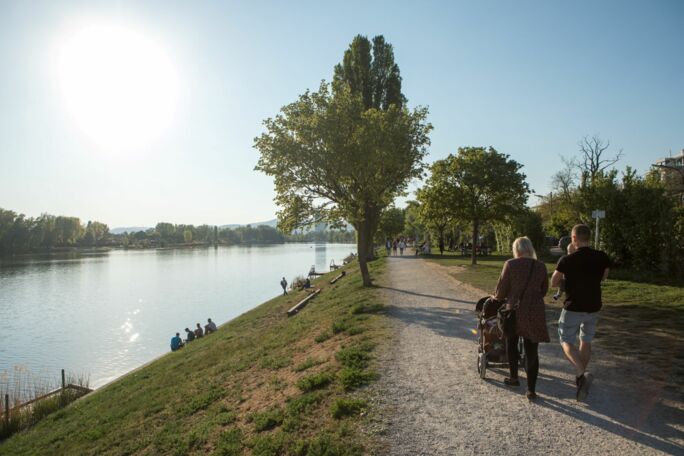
[314,332,332,343]
[249,408,284,432]
[420,147,530,264]
[254,35,431,285]
[330,398,368,419]
[216,428,243,456]
[331,319,350,334]
[335,346,371,370]
[296,372,334,392]
[339,368,377,391]
[377,206,405,240]
[293,357,325,373]
[333,35,405,110]
[350,302,385,314]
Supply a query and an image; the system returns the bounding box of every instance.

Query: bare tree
[551,156,578,202]
[578,134,623,183]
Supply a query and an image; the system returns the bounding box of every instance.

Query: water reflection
[0,243,355,387]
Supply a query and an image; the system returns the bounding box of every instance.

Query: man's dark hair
[572,224,591,242]
[176,332,180,336]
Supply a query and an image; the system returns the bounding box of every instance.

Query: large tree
[333,35,407,259]
[416,180,457,255]
[254,81,431,285]
[427,147,530,264]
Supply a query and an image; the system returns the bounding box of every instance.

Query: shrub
[335,347,370,370]
[249,408,284,432]
[293,357,325,372]
[296,372,333,392]
[285,392,323,417]
[350,302,385,315]
[339,368,377,391]
[332,320,350,334]
[216,428,243,456]
[330,398,368,419]
[314,332,332,343]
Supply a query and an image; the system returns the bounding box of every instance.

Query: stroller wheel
[478,353,487,379]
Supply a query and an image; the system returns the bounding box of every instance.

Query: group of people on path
[492,223,610,402]
[170,318,218,351]
[386,238,407,256]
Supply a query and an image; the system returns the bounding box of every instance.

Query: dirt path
[371,255,683,455]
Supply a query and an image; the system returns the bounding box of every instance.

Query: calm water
[0,243,354,388]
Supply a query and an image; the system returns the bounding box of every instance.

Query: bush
[314,332,332,343]
[331,320,350,334]
[249,408,284,432]
[335,346,371,370]
[339,368,377,391]
[296,372,333,392]
[350,302,385,314]
[216,428,243,456]
[330,398,368,419]
[293,357,325,372]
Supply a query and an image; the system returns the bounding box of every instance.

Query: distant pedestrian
[170,332,184,351]
[194,323,204,338]
[185,327,195,343]
[552,224,610,401]
[392,240,398,256]
[398,239,406,256]
[280,277,288,295]
[205,318,217,334]
[493,237,549,401]
[385,238,392,256]
[553,243,577,301]
[439,238,445,255]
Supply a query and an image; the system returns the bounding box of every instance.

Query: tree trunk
[357,222,373,286]
[471,219,479,265]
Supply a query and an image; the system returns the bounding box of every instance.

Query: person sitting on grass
[194,323,204,339]
[185,327,195,343]
[170,332,184,351]
[304,278,311,289]
[205,318,217,334]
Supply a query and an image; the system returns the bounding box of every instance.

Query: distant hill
[220,219,278,229]
[110,227,151,235]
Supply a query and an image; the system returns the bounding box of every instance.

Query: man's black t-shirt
[556,247,611,313]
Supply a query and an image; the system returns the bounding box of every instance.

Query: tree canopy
[424,147,530,264]
[255,36,431,285]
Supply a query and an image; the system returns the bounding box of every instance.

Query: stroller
[474,296,525,379]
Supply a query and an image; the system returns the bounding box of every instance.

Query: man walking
[551,224,610,401]
[280,277,288,295]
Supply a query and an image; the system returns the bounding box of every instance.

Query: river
[0,243,355,388]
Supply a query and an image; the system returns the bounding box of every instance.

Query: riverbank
[0,259,387,455]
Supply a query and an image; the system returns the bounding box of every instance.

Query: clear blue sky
[0,0,682,227]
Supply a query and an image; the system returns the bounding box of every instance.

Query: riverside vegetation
[0,259,388,455]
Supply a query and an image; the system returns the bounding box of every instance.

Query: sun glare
[57,24,179,150]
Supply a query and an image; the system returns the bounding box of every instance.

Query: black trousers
[507,335,540,393]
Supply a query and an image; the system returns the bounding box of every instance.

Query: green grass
[425,249,684,389]
[330,398,368,419]
[0,259,388,455]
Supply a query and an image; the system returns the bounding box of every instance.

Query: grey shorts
[558,309,599,345]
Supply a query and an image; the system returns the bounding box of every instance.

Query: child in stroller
[474,296,525,379]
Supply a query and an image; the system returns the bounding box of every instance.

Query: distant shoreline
[0,241,356,259]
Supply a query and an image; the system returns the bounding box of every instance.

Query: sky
[0,0,682,227]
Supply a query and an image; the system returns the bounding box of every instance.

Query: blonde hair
[512,237,537,260]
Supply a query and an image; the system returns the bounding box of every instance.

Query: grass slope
[1,260,388,456]
[426,252,684,390]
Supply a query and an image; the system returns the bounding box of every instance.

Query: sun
[57,24,179,150]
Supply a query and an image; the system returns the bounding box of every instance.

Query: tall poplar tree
[255,36,431,286]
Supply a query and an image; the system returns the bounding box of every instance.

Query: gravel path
[371,255,683,455]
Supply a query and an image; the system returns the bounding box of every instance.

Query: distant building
[654,149,684,198]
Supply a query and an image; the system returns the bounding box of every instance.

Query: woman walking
[493,237,549,401]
